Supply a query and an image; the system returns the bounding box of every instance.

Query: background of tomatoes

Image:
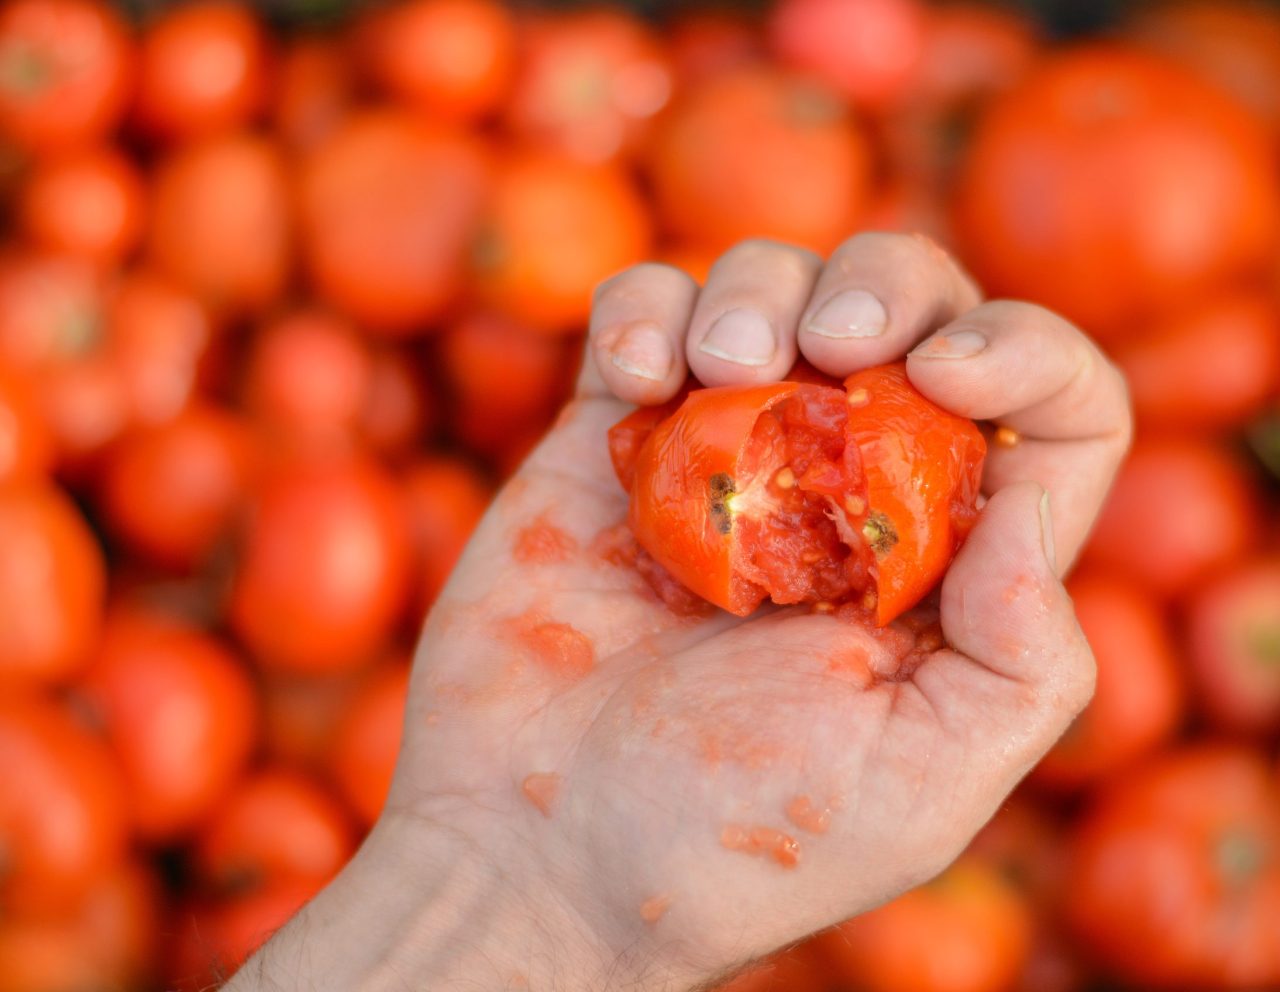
[2,0,1280,989]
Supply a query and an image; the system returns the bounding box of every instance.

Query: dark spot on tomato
[862,511,898,556]
[709,472,735,535]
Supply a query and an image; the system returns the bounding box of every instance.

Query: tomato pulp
[609,363,985,625]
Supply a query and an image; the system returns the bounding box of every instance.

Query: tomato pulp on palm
[608,363,985,625]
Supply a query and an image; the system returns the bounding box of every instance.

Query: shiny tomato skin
[0,482,105,686]
[328,660,410,826]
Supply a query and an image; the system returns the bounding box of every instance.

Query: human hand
[232,233,1131,992]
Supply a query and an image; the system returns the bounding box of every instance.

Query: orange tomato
[912,2,1040,108]
[358,346,436,458]
[474,150,651,332]
[403,455,492,611]
[668,11,762,87]
[647,67,872,255]
[0,0,132,153]
[272,35,352,151]
[132,0,269,142]
[0,370,51,483]
[328,660,409,826]
[0,482,105,686]
[260,666,375,769]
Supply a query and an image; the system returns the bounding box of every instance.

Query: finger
[686,240,823,387]
[797,232,982,376]
[578,263,699,404]
[906,300,1132,571]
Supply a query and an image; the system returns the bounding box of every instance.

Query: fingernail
[1039,490,1057,572]
[806,289,888,339]
[912,329,987,359]
[609,322,671,381]
[698,308,776,367]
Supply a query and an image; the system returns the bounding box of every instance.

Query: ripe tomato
[0,483,105,685]
[768,0,927,112]
[966,796,1070,907]
[0,249,104,373]
[195,767,355,893]
[132,0,269,142]
[911,3,1039,109]
[668,11,761,87]
[328,660,410,826]
[75,608,257,843]
[358,346,436,458]
[0,858,158,992]
[260,667,374,769]
[272,36,352,152]
[819,857,1034,992]
[953,46,1280,340]
[505,9,673,164]
[0,370,51,483]
[99,403,257,571]
[148,132,292,316]
[0,694,127,916]
[1031,571,1185,791]
[1066,744,1280,989]
[0,0,132,153]
[1082,436,1261,600]
[1186,557,1280,735]
[1114,290,1280,431]
[474,150,651,333]
[300,110,490,334]
[610,364,985,624]
[17,146,146,264]
[230,455,412,674]
[647,68,872,256]
[359,0,516,123]
[403,456,492,611]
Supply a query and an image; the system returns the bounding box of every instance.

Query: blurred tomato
[17,146,145,264]
[404,455,492,611]
[967,796,1068,906]
[195,767,355,893]
[261,667,373,769]
[76,608,257,842]
[475,150,651,332]
[1114,290,1280,430]
[668,11,761,86]
[149,132,292,316]
[133,0,269,142]
[1032,572,1185,791]
[648,68,871,256]
[0,249,104,371]
[0,694,126,915]
[954,46,1280,340]
[99,403,257,571]
[272,35,352,152]
[231,455,412,673]
[0,370,51,482]
[329,660,409,826]
[1186,557,1280,734]
[657,242,720,285]
[912,3,1039,108]
[506,9,673,164]
[0,482,105,685]
[359,346,435,458]
[0,0,132,153]
[360,0,516,123]
[300,110,490,334]
[768,0,926,111]
[1083,436,1261,599]
[1067,744,1280,989]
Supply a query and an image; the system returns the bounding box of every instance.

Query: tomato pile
[1,0,1279,989]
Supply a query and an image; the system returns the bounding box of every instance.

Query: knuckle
[591,262,691,307]
[716,238,821,275]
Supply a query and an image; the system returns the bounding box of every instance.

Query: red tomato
[505,9,673,164]
[403,456,492,611]
[148,133,292,316]
[1186,557,1280,735]
[231,455,412,674]
[0,249,104,373]
[1066,744,1280,989]
[912,3,1040,108]
[647,68,872,256]
[1032,571,1185,791]
[0,0,132,153]
[1114,290,1280,430]
[260,667,374,769]
[328,660,409,826]
[768,0,927,111]
[0,370,51,483]
[358,346,435,458]
[132,0,269,142]
[76,608,258,842]
[1083,437,1261,600]
[17,146,146,264]
[966,796,1070,907]
[99,404,257,571]
[195,767,355,893]
[610,364,985,624]
[272,36,352,151]
[359,0,516,123]
[0,483,105,685]
[300,110,490,334]
[0,694,127,915]
[819,857,1034,992]
[668,11,762,87]
[953,46,1280,340]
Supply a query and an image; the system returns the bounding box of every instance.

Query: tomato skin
[0,370,52,483]
[912,3,1040,108]
[668,12,761,87]
[328,660,410,826]
[0,482,105,686]
[272,36,352,152]
[0,0,133,154]
[403,456,492,611]
[1185,557,1280,735]
[0,694,127,916]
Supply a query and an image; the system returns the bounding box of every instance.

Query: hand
[232,233,1131,992]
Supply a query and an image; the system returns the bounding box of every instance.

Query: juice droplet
[506,611,596,679]
[720,824,801,868]
[513,514,578,564]
[521,772,562,817]
[786,795,832,835]
[639,894,671,924]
